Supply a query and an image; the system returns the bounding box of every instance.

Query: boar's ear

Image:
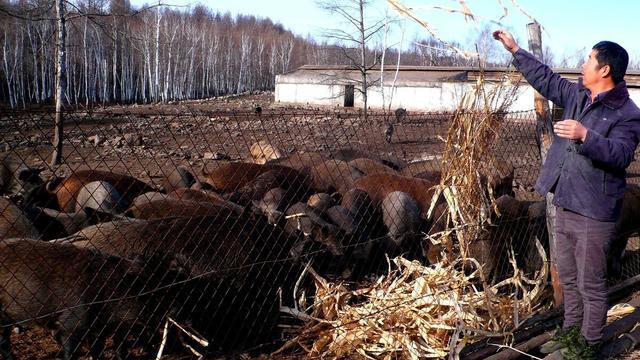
[320,223,331,238]
[45,176,63,193]
[200,163,209,176]
[169,253,191,275]
[16,168,42,182]
[251,200,263,212]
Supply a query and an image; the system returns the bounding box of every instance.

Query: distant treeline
[0,0,488,108]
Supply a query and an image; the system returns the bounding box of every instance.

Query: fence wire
[0,107,639,359]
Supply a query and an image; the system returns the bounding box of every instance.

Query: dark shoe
[539,326,580,354]
[560,336,601,360]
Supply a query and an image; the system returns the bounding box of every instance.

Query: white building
[275,65,640,112]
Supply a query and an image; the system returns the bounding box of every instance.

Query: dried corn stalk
[277,238,547,359]
[427,71,521,259]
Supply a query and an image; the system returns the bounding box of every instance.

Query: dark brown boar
[0,238,186,360]
[71,215,300,351]
[161,166,199,192]
[353,173,438,218]
[224,166,314,206]
[266,151,328,171]
[332,149,406,170]
[309,159,364,194]
[125,198,236,220]
[307,192,334,214]
[44,170,156,213]
[168,188,245,214]
[73,214,293,279]
[0,197,41,240]
[348,158,399,176]
[200,161,293,193]
[0,156,44,198]
[381,191,423,251]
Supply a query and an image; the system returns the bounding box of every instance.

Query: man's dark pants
[555,207,617,344]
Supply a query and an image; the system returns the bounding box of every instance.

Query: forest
[0,0,506,108]
[1,0,636,108]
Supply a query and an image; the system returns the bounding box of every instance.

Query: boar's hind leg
[57,331,80,360]
[0,321,15,360]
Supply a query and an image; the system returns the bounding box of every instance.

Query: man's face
[581,49,607,88]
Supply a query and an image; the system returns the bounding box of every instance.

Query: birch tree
[51,0,66,166]
[319,0,386,118]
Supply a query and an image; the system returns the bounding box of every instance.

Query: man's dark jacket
[513,49,640,221]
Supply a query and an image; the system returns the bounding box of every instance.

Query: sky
[131,0,640,65]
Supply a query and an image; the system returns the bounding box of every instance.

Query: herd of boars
[1,146,639,358]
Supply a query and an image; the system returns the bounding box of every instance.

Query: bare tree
[50,0,66,166]
[318,0,386,118]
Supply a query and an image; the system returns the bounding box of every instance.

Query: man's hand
[492,30,520,53]
[554,120,588,142]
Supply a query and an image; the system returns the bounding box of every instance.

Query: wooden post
[526,22,562,308]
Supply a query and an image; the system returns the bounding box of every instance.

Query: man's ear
[600,64,611,78]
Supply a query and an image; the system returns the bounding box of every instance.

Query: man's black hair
[592,41,629,84]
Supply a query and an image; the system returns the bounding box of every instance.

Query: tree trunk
[50,0,66,167]
[359,0,368,119]
[526,22,560,307]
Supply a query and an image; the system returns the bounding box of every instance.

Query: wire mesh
[0,106,639,359]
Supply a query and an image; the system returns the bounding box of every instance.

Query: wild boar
[125,198,236,220]
[224,167,314,206]
[0,238,187,360]
[200,161,292,193]
[381,191,423,252]
[249,140,284,164]
[74,180,123,213]
[0,197,41,240]
[308,159,364,194]
[353,173,438,218]
[71,215,300,351]
[307,193,334,214]
[266,151,328,172]
[348,158,399,176]
[31,170,156,213]
[162,166,199,192]
[0,155,44,198]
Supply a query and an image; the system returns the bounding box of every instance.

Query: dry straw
[277,239,547,358]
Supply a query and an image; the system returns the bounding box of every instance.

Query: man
[494,30,640,358]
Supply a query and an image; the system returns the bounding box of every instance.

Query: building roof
[278,65,640,88]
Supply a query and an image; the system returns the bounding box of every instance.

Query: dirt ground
[2,92,640,359]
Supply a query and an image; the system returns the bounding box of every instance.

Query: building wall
[275,79,640,112]
[275,83,343,106]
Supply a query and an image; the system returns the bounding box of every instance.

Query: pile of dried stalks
[277,240,547,359]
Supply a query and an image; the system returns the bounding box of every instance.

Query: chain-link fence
[0,107,639,359]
